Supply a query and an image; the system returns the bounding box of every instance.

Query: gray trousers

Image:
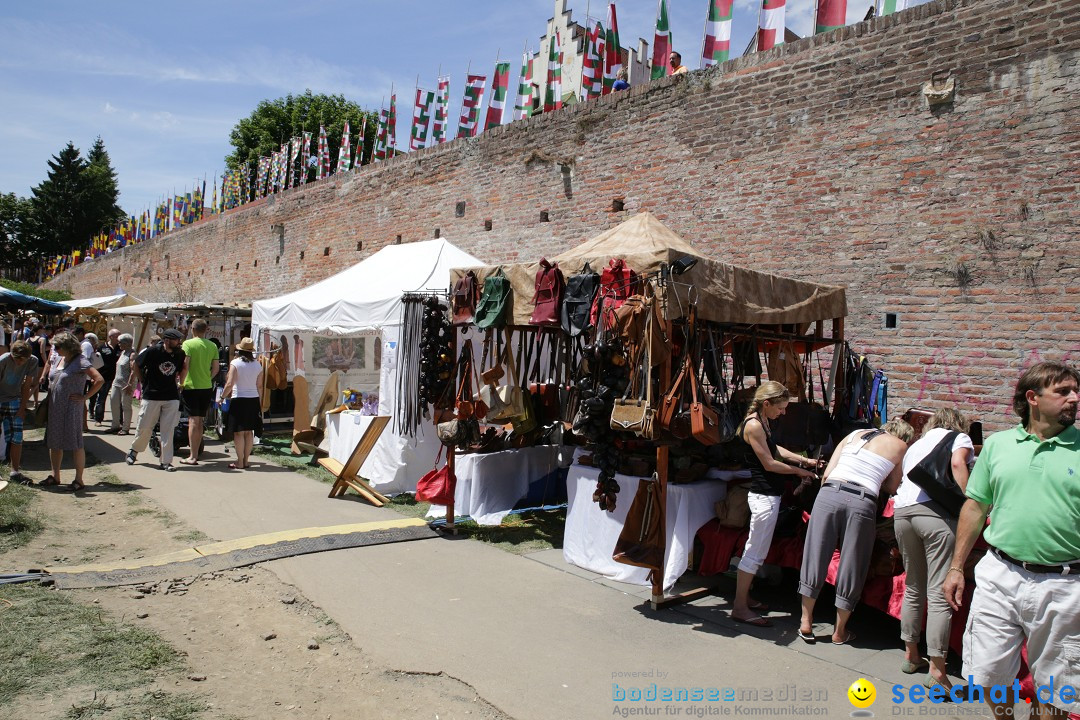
[130,399,180,465]
[894,502,957,658]
[798,485,878,611]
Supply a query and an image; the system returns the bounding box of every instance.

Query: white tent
[251,238,484,495]
[60,292,144,312]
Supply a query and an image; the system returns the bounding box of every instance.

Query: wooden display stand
[323,415,391,506]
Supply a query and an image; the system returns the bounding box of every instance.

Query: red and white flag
[582,22,604,100]
[410,89,435,151]
[336,122,351,173]
[757,0,786,52]
[456,75,487,139]
[300,131,312,185]
[816,0,847,33]
[514,52,534,120]
[544,32,562,113]
[603,2,622,95]
[432,76,450,143]
[701,0,734,67]
[650,0,671,80]
[485,62,511,130]
[317,125,329,180]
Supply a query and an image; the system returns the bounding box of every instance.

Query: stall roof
[0,287,70,314]
[100,301,251,318]
[450,212,847,326]
[60,292,144,312]
[252,238,483,336]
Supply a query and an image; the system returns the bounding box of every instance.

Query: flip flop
[832,631,857,645]
[901,659,929,674]
[732,614,773,628]
[179,459,199,465]
[68,480,86,493]
[797,629,817,644]
[748,600,770,613]
[228,463,244,470]
[39,475,61,487]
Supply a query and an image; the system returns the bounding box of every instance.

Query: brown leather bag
[658,355,690,432]
[451,270,480,326]
[689,362,721,446]
[612,474,665,576]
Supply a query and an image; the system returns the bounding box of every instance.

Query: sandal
[179,459,199,465]
[748,599,770,613]
[68,480,86,493]
[228,463,244,470]
[39,475,62,487]
[797,629,817,644]
[901,659,929,674]
[832,631,857,646]
[732,614,773,628]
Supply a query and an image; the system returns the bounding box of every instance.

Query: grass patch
[172,529,208,544]
[0,480,46,552]
[252,433,333,484]
[389,495,565,555]
[126,507,182,528]
[0,584,187,707]
[77,543,116,564]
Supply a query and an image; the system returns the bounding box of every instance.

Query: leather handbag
[688,362,721,446]
[907,430,966,517]
[610,300,657,439]
[658,355,690,432]
[591,258,638,331]
[474,268,512,330]
[527,330,562,424]
[561,262,600,337]
[451,270,480,326]
[488,330,526,422]
[436,417,480,448]
[416,448,456,505]
[612,474,665,575]
[529,258,564,327]
[715,483,751,528]
[33,400,49,427]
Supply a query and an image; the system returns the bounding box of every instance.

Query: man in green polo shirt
[180,319,219,465]
[945,361,1080,718]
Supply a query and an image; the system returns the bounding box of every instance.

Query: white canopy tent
[59,292,144,312]
[252,238,484,495]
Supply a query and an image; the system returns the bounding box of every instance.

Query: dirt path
[1,444,512,720]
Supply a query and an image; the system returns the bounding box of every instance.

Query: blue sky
[0,0,915,215]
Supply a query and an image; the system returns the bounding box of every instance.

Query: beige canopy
[450,212,846,326]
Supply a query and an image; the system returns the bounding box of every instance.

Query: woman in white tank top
[797,418,914,646]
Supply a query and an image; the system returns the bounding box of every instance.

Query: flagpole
[700,0,708,69]
[581,0,591,99]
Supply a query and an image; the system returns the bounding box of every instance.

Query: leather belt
[822,481,877,504]
[992,547,1080,576]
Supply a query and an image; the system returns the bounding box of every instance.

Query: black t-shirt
[136,343,186,401]
[98,343,120,379]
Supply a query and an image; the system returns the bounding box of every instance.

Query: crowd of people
[731,364,1079,717]
[0,315,266,485]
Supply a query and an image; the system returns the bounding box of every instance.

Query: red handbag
[416,448,456,505]
[529,258,565,326]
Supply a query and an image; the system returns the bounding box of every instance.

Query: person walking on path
[893,408,974,689]
[731,381,820,627]
[91,329,120,426]
[106,334,135,435]
[798,418,914,646]
[126,329,187,472]
[220,337,263,470]
[180,319,219,465]
[944,362,1080,719]
[42,332,103,492]
[0,341,40,484]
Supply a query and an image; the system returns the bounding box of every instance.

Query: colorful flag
[432,76,450,143]
[702,0,735,67]
[876,0,907,15]
[386,94,398,158]
[337,122,352,172]
[758,0,786,51]
[300,132,312,185]
[317,126,329,180]
[485,62,511,130]
[456,75,487,138]
[603,2,622,94]
[816,0,847,33]
[651,0,671,80]
[211,178,218,215]
[544,33,562,113]
[410,89,435,151]
[374,108,390,161]
[582,22,604,100]
[355,117,367,168]
[514,52,534,120]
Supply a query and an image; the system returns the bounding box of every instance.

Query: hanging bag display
[416,447,456,506]
[591,258,638,331]
[451,270,480,326]
[688,359,721,446]
[612,474,665,577]
[487,329,526,422]
[529,258,565,327]
[561,262,600,337]
[510,331,538,435]
[610,300,657,439]
[907,430,967,517]
[474,268,512,330]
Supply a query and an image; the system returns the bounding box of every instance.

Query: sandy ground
[1,446,512,720]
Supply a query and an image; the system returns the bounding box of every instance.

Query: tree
[226,90,377,182]
[85,136,124,230]
[0,192,37,280]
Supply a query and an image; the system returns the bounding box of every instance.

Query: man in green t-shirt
[945,362,1080,718]
[180,319,219,465]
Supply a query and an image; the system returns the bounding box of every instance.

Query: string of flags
[49,0,904,280]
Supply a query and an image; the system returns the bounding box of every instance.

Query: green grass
[172,529,208,544]
[252,433,333,484]
[0,479,46,552]
[0,585,190,707]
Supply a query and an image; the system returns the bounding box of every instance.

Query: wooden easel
[322,415,391,506]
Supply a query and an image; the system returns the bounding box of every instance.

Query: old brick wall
[46,0,1080,430]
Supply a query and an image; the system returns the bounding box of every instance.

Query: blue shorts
[0,399,24,445]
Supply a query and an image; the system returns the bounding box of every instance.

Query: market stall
[419,212,847,604]
[251,238,484,495]
[60,292,144,337]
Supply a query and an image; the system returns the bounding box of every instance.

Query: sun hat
[235,337,256,352]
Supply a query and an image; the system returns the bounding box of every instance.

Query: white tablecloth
[563,461,744,591]
[427,445,567,525]
[321,411,379,466]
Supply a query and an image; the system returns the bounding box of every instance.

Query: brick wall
[46,0,1080,430]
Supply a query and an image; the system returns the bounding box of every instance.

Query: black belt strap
[992,547,1080,575]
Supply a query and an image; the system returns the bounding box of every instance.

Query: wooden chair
[320,416,391,506]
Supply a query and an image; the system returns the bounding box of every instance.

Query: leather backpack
[474,268,512,330]
[561,263,600,337]
[529,258,564,327]
[451,270,480,326]
[591,258,638,331]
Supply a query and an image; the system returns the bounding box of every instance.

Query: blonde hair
[882,417,915,443]
[745,381,791,417]
[925,408,967,434]
[50,332,81,358]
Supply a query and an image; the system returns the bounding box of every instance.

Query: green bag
[474,268,512,330]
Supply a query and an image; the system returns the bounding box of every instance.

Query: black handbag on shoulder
[907,431,967,517]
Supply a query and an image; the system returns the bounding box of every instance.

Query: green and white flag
[544,31,562,112]
[410,89,435,151]
[877,0,908,15]
[485,62,511,130]
[514,52,534,120]
[650,0,671,80]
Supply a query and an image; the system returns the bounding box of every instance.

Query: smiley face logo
[847,678,876,709]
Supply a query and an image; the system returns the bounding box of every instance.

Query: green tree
[85,136,124,230]
[29,142,91,257]
[0,192,37,280]
[226,90,377,183]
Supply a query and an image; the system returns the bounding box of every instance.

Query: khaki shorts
[962,551,1080,713]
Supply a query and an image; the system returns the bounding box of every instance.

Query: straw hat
[235,337,256,352]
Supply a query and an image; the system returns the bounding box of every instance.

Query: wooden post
[651,313,674,604]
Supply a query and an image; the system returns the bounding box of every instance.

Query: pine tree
[85,136,124,232]
[30,142,91,256]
